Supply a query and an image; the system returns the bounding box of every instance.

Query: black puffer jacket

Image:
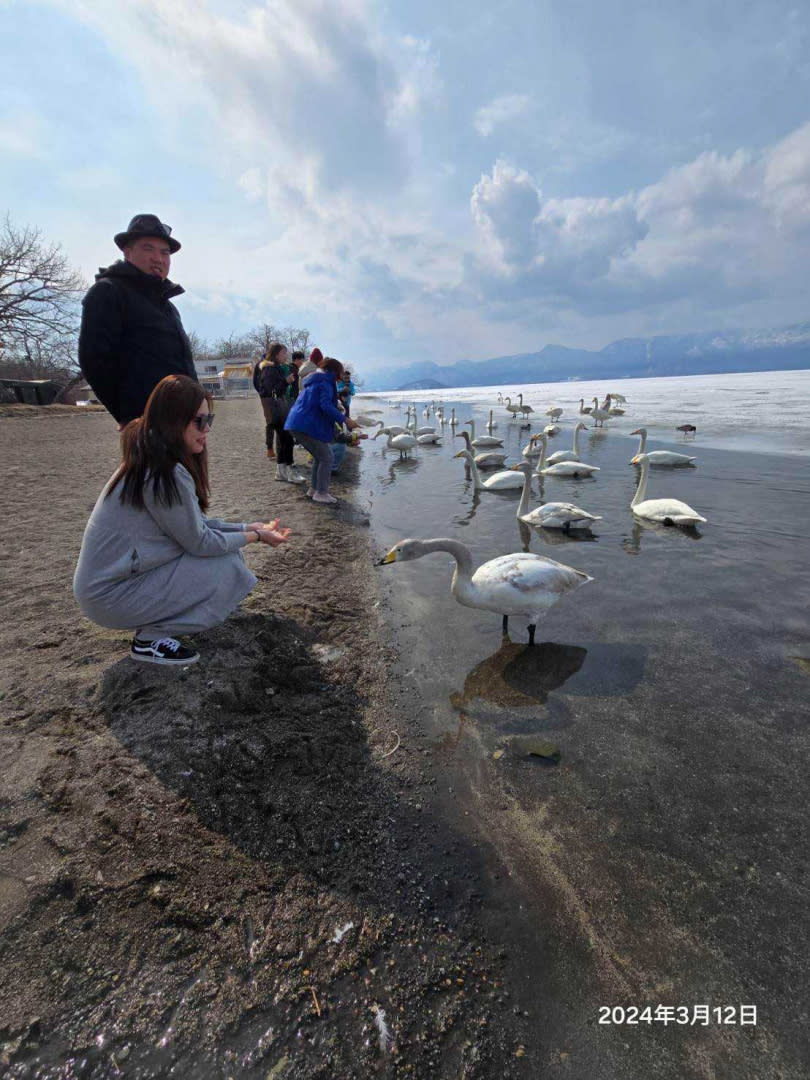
[78,260,197,425]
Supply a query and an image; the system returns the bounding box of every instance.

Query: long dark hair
[265,341,288,365]
[107,375,212,511]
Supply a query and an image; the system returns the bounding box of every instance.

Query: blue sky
[2,0,809,376]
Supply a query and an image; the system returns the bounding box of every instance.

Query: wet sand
[0,401,535,1078]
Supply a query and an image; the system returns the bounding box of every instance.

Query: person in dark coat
[259,343,305,484]
[78,214,197,427]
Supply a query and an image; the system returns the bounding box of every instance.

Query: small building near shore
[194,356,255,398]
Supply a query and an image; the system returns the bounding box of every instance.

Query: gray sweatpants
[289,430,333,493]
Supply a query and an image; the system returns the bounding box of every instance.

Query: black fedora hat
[114,214,181,253]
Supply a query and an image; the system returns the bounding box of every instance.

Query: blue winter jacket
[284,369,348,443]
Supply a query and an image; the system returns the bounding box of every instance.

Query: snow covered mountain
[370,322,810,391]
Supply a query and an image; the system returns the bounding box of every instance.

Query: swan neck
[516,467,532,518]
[573,426,580,455]
[632,458,648,506]
[466,452,484,490]
[533,438,547,472]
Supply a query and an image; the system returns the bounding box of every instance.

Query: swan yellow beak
[379,549,398,565]
[453,450,466,459]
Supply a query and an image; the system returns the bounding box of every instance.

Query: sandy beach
[0,401,536,1078]
[1,396,809,1079]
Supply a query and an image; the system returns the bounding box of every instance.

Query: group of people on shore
[252,343,364,500]
[72,212,364,668]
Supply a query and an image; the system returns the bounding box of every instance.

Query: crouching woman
[73,374,291,666]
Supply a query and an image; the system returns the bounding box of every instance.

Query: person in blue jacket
[336,369,356,415]
[285,356,359,504]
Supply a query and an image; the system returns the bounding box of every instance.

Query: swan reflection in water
[455,491,481,528]
[450,637,588,711]
[379,457,420,488]
[517,520,598,551]
[622,518,703,555]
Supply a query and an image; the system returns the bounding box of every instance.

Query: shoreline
[0,402,536,1077]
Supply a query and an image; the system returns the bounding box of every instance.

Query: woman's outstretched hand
[247,519,292,546]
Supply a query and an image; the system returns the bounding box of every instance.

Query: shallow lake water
[358,399,809,743]
[352,390,810,1072]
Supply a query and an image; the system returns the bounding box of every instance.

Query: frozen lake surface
[364,367,810,457]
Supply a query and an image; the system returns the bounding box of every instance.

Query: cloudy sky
[2,0,809,375]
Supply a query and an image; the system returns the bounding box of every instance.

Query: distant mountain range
[373,321,810,392]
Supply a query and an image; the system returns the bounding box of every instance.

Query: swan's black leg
[502,614,509,635]
[528,624,536,645]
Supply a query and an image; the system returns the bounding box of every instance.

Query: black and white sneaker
[130,636,200,666]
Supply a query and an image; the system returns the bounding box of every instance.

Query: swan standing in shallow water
[630,428,696,467]
[379,538,592,645]
[631,454,706,526]
[455,430,508,468]
[590,398,611,427]
[373,427,417,458]
[455,449,524,490]
[546,421,589,465]
[504,396,521,420]
[511,460,602,531]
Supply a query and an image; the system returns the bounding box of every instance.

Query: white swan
[631,454,706,526]
[417,431,442,445]
[545,407,563,421]
[455,430,508,468]
[630,428,696,467]
[486,409,498,431]
[455,449,524,490]
[465,419,504,448]
[375,419,405,437]
[511,461,602,531]
[406,410,436,437]
[379,537,592,644]
[449,408,458,427]
[374,427,417,458]
[590,398,611,428]
[545,421,590,465]
[521,433,545,459]
[536,430,600,477]
[544,423,560,436]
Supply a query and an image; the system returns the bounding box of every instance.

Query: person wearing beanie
[298,346,323,387]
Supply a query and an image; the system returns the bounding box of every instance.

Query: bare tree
[213,331,254,359]
[0,215,85,357]
[186,329,211,363]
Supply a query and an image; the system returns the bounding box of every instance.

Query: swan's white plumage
[630,429,696,467]
[631,454,706,525]
[380,538,592,628]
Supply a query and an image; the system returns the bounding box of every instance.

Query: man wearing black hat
[78,214,197,426]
